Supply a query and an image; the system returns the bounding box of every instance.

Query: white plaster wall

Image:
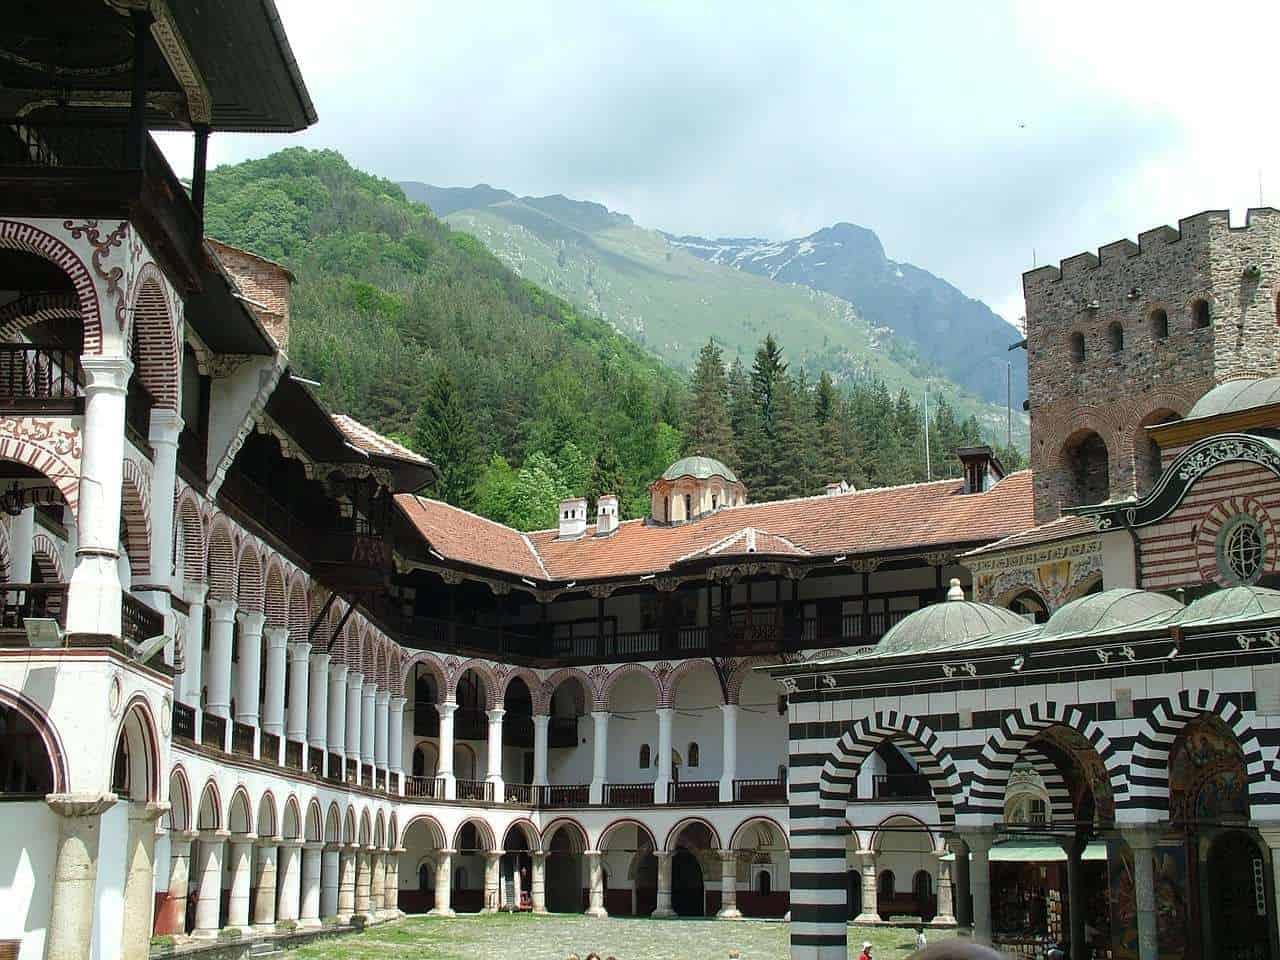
[603,673,659,783]
[669,667,723,780]
[91,802,128,960]
[547,711,593,784]
[738,669,789,780]
[0,802,57,960]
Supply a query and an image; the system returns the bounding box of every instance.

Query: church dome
[875,596,1030,657]
[1186,376,1280,421]
[661,455,738,484]
[1042,588,1181,638]
[1175,585,1280,623]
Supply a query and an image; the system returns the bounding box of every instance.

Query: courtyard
[277,916,951,960]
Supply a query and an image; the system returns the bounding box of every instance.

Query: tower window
[1192,299,1211,329]
[684,494,692,520]
[1069,332,1085,363]
[639,744,651,769]
[1150,308,1169,340]
[1108,322,1123,354]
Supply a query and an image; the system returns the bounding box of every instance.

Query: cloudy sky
[160,1,1280,326]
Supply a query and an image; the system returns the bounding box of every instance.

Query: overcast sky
[160,1,1280,326]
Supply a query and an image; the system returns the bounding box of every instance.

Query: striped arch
[402,652,447,704]
[660,658,721,708]
[498,666,542,711]
[969,702,1127,822]
[342,806,356,845]
[0,292,80,341]
[167,765,192,832]
[196,779,222,831]
[287,576,310,643]
[282,795,302,840]
[263,560,288,629]
[0,220,104,354]
[450,658,498,709]
[1020,746,1074,826]
[120,459,151,577]
[175,490,205,587]
[540,666,592,715]
[31,533,64,582]
[205,517,236,601]
[0,435,80,521]
[0,521,10,580]
[1128,689,1270,815]
[818,710,962,828]
[596,662,659,710]
[127,264,181,411]
[235,542,264,615]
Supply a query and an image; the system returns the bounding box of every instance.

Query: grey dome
[661,455,738,484]
[1187,376,1280,421]
[1175,585,1280,623]
[1042,588,1182,638]
[876,600,1030,656]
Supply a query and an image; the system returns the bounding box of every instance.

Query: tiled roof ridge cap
[408,494,551,581]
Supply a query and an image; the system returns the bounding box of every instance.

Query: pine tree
[739,335,789,495]
[774,373,816,498]
[413,368,480,507]
[684,339,736,463]
[813,371,849,486]
[587,444,627,510]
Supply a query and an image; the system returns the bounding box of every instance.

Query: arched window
[663,496,669,522]
[1192,299,1211,329]
[0,701,57,795]
[683,494,692,520]
[688,742,700,767]
[1150,308,1169,340]
[1069,332,1085,363]
[878,870,895,897]
[777,764,787,784]
[913,870,932,900]
[639,744,650,769]
[757,870,772,895]
[1107,322,1123,354]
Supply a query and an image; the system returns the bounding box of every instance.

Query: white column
[965,830,994,942]
[180,585,207,712]
[234,611,265,729]
[205,599,237,728]
[653,851,674,918]
[428,850,454,917]
[346,671,364,781]
[192,830,228,939]
[482,851,501,913]
[586,851,607,918]
[277,840,302,922]
[262,626,289,738]
[374,689,391,772]
[159,830,195,935]
[590,710,609,804]
[287,640,312,743]
[530,851,548,914]
[532,714,550,786]
[252,841,278,931]
[121,802,167,960]
[321,843,341,919]
[336,845,356,922]
[719,703,738,802]
[853,850,879,924]
[329,663,349,772]
[226,835,255,933]
[300,842,323,928]
[10,505,33,583]
[66,355,132,638]
[655,707,674,803]
[360,679,377,766]
[933,850,956,925]
[486,707,505,798]
[1124,827,1161,960]
[147,410,182,588]
[438,701,457,799]
[308,651,331,762]
[389,696,407,793]
[716,850,741,919]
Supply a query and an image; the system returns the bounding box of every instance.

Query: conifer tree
[587,444,627,510]
[413,368,480,507]
[684,339,736,463]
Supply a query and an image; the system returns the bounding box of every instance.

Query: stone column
[321,843,341,919]
[532,714,550,786]
[933,850,956,925]
[854,849,879,924]
[1062,835,1086,960]
[355,846,372,917]
[438,701,457,799]
[192,829,229,939]
[121,801,167,960]
[586,850,608,917]
[147,410,182,589]
[345,670,364,780]
[389,696,408,792]
[337,844,357,922]
[429,850,456,917]
[719,703,738,802]
[590,710,609,804]
[226,834,256,934]
[360,679,377,768]
[716,849,741,919]
[653,850,675,918]
[300,842,323,927]
[482,850,501,913]
[964,829,995,942]
[386,849,405,914]
[205,599,238,731]
[370,849,386,914]
[157,829,196,935]
[308,651,331,771]
[253,840,279,931]
[328,662,349,773]
[486,707,505,798]
[950,838,971,927]
[531,851,548,914]
[287,640,312,747]
[65,356,131,638]
[1124,827,1162,960]
[374,690,391,774]
[277,840,302,923]
[262,627,289,742]
[655,707,674,803]
[9,505,33,584]
[180,585,207,715]
[234,611,266,731]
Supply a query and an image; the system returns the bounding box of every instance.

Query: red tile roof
[332,414,429,466]
[962,514,1097,557]
[397,470,1035,583]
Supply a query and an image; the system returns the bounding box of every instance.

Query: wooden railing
[172,701,196,743]
[260,731,280,763]
[405,776,445,799]
[456,779,494,802]
[0,344,81,412]
[284,740,304,771]
[669,780,719,804]
[537,784,590,808]
[0,583,68,632]
[505,782,536,804]
[121,592,164,649]
[604,782,653,806]
[326,753,343,785]
[202,713,226,750]
[308,750,324,779]
[734,778,787,803]
[231,721,254,757]
[548,716,578,749]
[345,758,358,785]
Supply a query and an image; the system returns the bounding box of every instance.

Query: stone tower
[1024,207,1280,524]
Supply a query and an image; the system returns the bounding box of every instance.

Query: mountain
[410,185,1025,444]
[667,223,1026,406]
[399,182,515,217]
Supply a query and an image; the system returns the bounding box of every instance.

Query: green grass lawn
[278,914,953,960]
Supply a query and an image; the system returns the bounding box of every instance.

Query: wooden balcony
[537,784,590,808]
[405,776,445,799]
[284,740,304,771]
[604,783,653,806]
[202,713,226,751]
[456,779,494,802]
[260,731,280,763]
[0,583,67,639]
[121,591,164,649]
[172,701,196,743]
[669,780,718,804]
[733,778,787,804]
[231,721,255,758]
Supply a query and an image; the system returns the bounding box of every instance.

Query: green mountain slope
[431,191,1025,445]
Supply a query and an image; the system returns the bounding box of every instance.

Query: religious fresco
[1154,845,1189,960]
[1169,716,1249,825]
[1108,840,1139,960]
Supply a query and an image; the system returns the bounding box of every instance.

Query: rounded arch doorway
[1206,831,1272,960]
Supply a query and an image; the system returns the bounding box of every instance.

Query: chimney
[557,497,588,540]
[595,494,619,536]
[824,480,852,496]
[955,446,1006,494]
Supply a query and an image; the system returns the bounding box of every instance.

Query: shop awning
[941,841,1108,862]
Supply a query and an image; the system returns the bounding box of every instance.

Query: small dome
[1175,585,1280,623]
[1042,588,1181,638]
[876,600,1030,656]
[661,455,738,484]
[1186,376,1280,421]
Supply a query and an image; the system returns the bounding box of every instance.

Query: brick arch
[0,436,80,522]
[205,517,236,601]
[263,559,288,628]
[31,532,64,582]
[818,710,962,828]
[175,490,205,587]
[596,662,659,710]
[969,703,1127,822]
[660,658,721,708]
[0,292,81,342]
[1128,689,1269,816]
[402,652,447,704]
[1194,495,1279,586]
[127,263,180,412]
[120,458,151,577]
[540,667,592,715]
[287,575,309,641]
[235,541,264,614]
[450,658,498,709]
[498,666,542,711]
[0,220,104,354]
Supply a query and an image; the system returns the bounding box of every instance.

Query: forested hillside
[205,149,1021,532]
